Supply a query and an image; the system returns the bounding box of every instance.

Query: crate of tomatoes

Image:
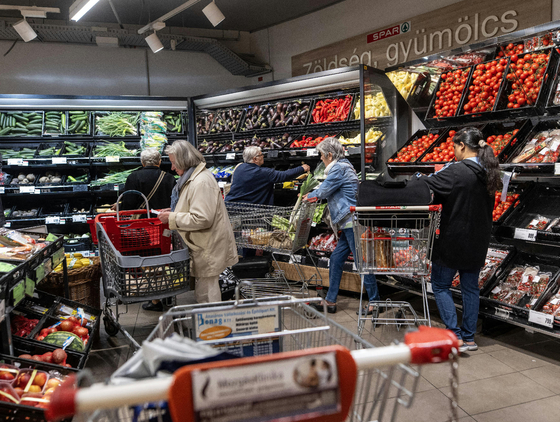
[492,182,534,225]
[480,119,533,163]
[386,128,448,174]
[425,66,473,121]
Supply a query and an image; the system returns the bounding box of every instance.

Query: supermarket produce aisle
[86,286,560,422]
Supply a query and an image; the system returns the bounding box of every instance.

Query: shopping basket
[46,288,460,422]
[225,201,322,299]
[97,214,190,348]
[351,205,442,333]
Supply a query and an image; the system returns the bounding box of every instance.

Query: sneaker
[458,342,478,353]
[142,301,163,312]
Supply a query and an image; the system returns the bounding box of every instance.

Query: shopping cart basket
[97,206,190,348]
[225,201,322,299]
[46,289,460,422]
[352,205,442,334]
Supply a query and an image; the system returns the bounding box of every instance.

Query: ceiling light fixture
[145,32,164,53]
[69,0,100,22]
[138,0,202,35]
[0,5,60,18]
[13,19,37,42]
[202,1,225,27]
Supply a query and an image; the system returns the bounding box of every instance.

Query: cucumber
[61,113,66,129]
[46,117,61,122]
[0,114,4,128]
[13,115,29,123]
[10,128,28,133]
[26,123,43,130]
[75,120,85,132]
[28,129,42,135]
[0,127,11,135]
[28,119,43,125]
[45,111,60,117]
[69,111,87,115]
[16,122,26,129]
[10,117,16,127]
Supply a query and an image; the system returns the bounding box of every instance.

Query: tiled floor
[86,285,560,422]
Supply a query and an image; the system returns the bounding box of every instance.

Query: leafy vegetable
[94,141,138,157]
[90,167,139,186]
[96,112,139,137]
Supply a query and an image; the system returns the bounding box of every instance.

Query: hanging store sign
[291,0,551,76]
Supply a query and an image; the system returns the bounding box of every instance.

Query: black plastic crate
[492,182,535,226]
[42,110,66,136]
[0,111,43,138]
[196,111,217,136]
[60,141,90,158]
[66,111,92,136]
[38,202,67,217]
[35,143,63,158]
[35,172,65,187]
[163,111,186,135]
[9,206,40,219]
[480,119,534,163]
[210,107,246,133]
[503,119,560,167]
[231,256,273,279]
[94,111,140,137]
[387,128,448,169]
[425,66,473,122]
[308,92,356,125]
[350,88,392,121]
[63,238,92,253]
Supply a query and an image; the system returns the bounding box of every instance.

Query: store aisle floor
[86,286,560,422]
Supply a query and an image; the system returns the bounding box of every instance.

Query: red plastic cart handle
[350,205,442,212]
[405,326,459,364]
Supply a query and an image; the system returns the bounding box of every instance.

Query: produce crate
[66,111,92,136]
[0,147,39,162]
[60,141,90,158]
[65,199,93,217]
[495,47,558,117]
[9,206,40,219]
[34,143,63,158]
[2,340,83,371]
[64,171,90,185]
[163,111,186,135]
[425,66,473,123]
[42,111,66,136]
[480,119,534,163]
[482,252,560,317]
[497,184,560,244]
[287,132,341,149]
[196,110,216,135]
[308,92,356,125]
[197,138,227,154]
[63,238,92,253]
[91,140,139,160]
[38,202,67,217]
[492,182,535,225]
[239,98,313,132]
[0,111,44,137]
[34,173,65,187]
[94,111,140,137]
[350,88,392,121]
[502,119,560,167]
[209,107,245,133]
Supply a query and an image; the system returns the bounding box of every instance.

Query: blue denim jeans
[326,228,379,303]
[431,261,481,342]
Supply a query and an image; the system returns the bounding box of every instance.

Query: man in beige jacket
[158,140,238,303]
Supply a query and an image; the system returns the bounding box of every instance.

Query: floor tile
[439,372,554,415]
[521,365,560,394]
[488,348,550,371]
[458,417,476,422]
[421,353,515,388]
[518,340,560,365]
[472,395,560,422]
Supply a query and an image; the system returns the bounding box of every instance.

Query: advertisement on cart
[194,305,281,356]
[191,352,339,422]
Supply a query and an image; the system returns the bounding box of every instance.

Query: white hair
[140,148,161,166]
[243,146,262,163]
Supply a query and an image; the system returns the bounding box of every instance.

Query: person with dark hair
[418,127,501,352]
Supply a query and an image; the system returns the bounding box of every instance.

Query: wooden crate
[273,262,363,293]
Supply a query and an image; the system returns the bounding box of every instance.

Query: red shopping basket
[102,216,171,257]
[87,210,149,245]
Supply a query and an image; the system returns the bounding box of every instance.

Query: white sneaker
[459,342,478,353]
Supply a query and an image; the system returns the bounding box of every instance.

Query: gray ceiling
[0,0,345,32]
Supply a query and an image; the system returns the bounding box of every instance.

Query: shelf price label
[218,182,226,188]
[226,153,236,160]
[52,157,67,165]
[106,156,120,163]
[267,150,279,158]
[555,163,560,175]
[7,159,23,166]
[114,184,120,191]
[514,228,537,242]
[35,264,45,283]
[426,282,433,294]
[25,277,35,297]
[45,216,60,225]
[72,215,87,223]
[19,186,35,194]
[0,187,4,194]
[13,281,25,306]
[529,310,554,328]
[495,307,511,320]
[306,149,318,157]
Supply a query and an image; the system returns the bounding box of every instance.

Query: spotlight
[69,0,100,22]
[146,32,164,53]
[202,1,225,27]
[13,19,37,42]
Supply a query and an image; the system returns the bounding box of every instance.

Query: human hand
[302,164,311,172]
[160,208,171,212]
[110,203,117,211]
[158,212,170,224]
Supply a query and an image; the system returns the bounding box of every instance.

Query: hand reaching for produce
[302,164,311,172]
[158,211,170,224]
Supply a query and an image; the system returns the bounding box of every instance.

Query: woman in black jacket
[419,127,501,352]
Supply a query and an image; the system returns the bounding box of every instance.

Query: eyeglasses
[256,154,264,158]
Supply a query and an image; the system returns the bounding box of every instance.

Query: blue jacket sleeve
[262,166,306,183]
[307,165,345,200]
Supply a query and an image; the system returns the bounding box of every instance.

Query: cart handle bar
[350,205,442,212]
[45,326,458,422]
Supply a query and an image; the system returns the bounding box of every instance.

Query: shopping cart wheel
[103,316,119,337]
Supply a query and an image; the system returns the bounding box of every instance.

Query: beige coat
[169,162,238,277]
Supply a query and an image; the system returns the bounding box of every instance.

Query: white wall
[0,40,251,97]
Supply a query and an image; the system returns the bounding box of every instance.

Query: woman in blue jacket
[304,138,379,313]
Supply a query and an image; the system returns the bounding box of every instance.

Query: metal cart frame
[351,205,442,335]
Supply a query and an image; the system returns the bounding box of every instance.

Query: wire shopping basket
[46,287,460,422]
[351,205,442,333]
[225,201,322,299]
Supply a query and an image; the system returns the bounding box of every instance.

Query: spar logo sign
[366,21,410,43]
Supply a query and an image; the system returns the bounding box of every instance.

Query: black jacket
[419,160,493,270]
[121,166,176,210]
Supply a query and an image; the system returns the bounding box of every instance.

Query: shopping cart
[46,285,460,422]
[351,205,442,334]
[97,191,191,348]
[225,201,322,299]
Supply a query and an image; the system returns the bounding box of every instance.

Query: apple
[16,373,31,389]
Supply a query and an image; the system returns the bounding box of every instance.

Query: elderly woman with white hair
[157,140,238,304]
[303,137,379,314]
[225,146,310,205]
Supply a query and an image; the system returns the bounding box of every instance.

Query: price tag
[218,181,226,188]
[72,215,87,223]
[19,186,35,194]
[45,233,57,242]
[52,157,67,165]
[45,216,60,225]
[426,282,434,294]
[106,156,120,163]
[514,228,537,242]
[311,222,317,227]
[59,218,66,225]
[7,159,23,165]
[529,310,553,328]
[0,187,4,194]
[267,150,278,158]
[35,264,45,283]
[495,308,511,319]
[4,222,10,228]
[25,277,35,297]
[13,281,25,306]
[34,189,41,194]
[82,251,90,257]
[555,163,560,175]
[21,161,28,167]
[306,149,318,157]
[72,185,88,192]
[226,153,236,160]
[114,184,120,191]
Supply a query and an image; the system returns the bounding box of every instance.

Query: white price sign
[495,308,511,319]
[0,187,4,194]
[52,157,67,165]
[514,228,537,242]
[218,181,226,188]
[426,282,434,294]
[7,159,23,165]
[72,215,87,223]
[226,153,236,160]
[555,163,560,175]
[529,310,554,328]
[4,222,10,228]
[306,148,318,157]
[105,156,120,163]
[21,161,28,167]
[45,216,60,224]
[113,184,120,191]
[19,186,35,194]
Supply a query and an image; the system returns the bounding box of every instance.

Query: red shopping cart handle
[350,205,442,212]
[405,326,459,364]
